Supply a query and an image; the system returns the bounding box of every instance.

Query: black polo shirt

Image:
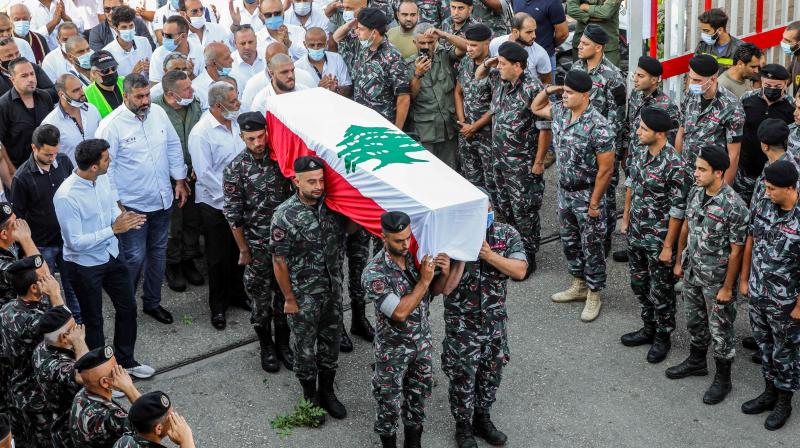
[0,87,54,168]
[0,63,58,103]
[740,93,794,178]
[10,152,74,247]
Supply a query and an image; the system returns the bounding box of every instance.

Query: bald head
[306,27,326,41]
[265,42,289,61]
[204,42,230,67]
[79,357,117,391]
[269,52,292,68]
[9,3,31,19]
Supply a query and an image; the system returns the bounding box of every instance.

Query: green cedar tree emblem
[335,125,428,173]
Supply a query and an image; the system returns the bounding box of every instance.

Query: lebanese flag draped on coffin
[265,87,487,262]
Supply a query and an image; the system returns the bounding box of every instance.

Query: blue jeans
[118,206,172,311]
[39,246,81,323]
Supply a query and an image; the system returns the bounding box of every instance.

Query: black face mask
[763,87,783,102]
[100,71,118,87]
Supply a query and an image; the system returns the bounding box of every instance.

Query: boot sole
[551,297,587,303]
[741,403,776,415]
[620,339,654,347]
[765,411,792,430]
[665,368,708,379]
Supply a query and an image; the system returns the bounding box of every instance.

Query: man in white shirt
[41,73,101,165]
[285,0,331,32]
[95,73,189,326]
[9,3,52,64]
[250,52,308,114]
[295,27,350,96]
[191,41,231,110]
[241,41,314,111]
[102,5,152,77]
[24,0,82,50]
[149,15,204,82]
[0,13,38,63]
[220,0,262,32]
[489,13,552,84]
[229,24,263,95]
[256,0,307,61]
[40,20,77,81]
[187,80,246,329]
[62,34,92,85]
[181,0,232,49]
[149,51,193,99]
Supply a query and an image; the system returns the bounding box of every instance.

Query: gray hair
[43,322,71,345]
[163,52,188,71]
[9,3,30,16]
[162,69,189,94]
[123,73,149,91]
[413,22,435,38]
[267,52,292,69]
[64,35,88,54]
[203,42,227,67]
[54,73,80,94]
[57,21,78,39]
[208,81,235,108]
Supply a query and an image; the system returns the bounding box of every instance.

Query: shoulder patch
[371,279,386,294]
[271,226,286,241]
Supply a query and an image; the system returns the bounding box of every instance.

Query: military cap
[640,107,673,133]
[381,211,411,233]
[698,145,730,172]
[564,69,593,93]
[7,255,44,273]
[237,112,266,132]
[464,23,491,42]
[637,55,663,77]
[688,54,719,77]
[451,0,473,5]
[294,155,324,173]
[0,413,9,438]
[757,118,790,147]
[497,41,528,64]
[36,306,73,335]
[90,50,118,70]
[358,8,388,29]
[583,24,609,45]
[129,391,171,425]
[0,202,12,226]
[764,160,799,188]
[74,346,115,372]
[760,63,790,81]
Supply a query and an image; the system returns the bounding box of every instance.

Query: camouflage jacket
[408,46,458,143]
[352,38,411,123]
[471,0,509,36]
[571,56,627,145]
[270,194,346,296]
[748,197,800,303]
[625,142,688,251]
[750,152,800,209]
[551,103,615,190]
[440,15,479,51]
[369,0,396,25]
[223,150,291,249]
[621,88,681,155]
[0,244,20,307]
[0,297,49,410]
[112,434,168,448]
[457,55,492,131]
[788,123,800,154]
[70,388,132,447]
[445,222,525,320]
[679,86,744,173]
[33,343,81,414]
[489,70,544,159]
[682,184,748,286]
[417,0,450,27]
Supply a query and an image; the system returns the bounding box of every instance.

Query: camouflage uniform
[682,185,748,360]
[789,123,800,154]
[439,15,479,54]
[270,194,346,381]
[33,342,81,448]
[749,153,800,209]
[489,70,545,257]
[369,0,396,24]
[69,388,132,447]
[442,223,525,424]
[456,55,493,190]
[552,102,615,291]
[471,0,510,36]
[112,435,167,447]
[344,228,374,310]
[417,0,449,27]
[362,249,434,435]
[352,38,411,124]
[625,142,688,335]
[0,243,20,424]
[747,197,800,391]
[620,88,681,163]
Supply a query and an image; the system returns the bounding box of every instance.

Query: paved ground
[99,166,798,447]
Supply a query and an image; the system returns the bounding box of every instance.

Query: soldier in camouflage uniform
[618,108,688,365]
[417,0,449,27]
[475,41,544,277]
[749,120,800,208]
[532,70,615,322]
[439,0,480,53]
[669,146,748,406]
[329,0,367,71]
[223,112,294,374]
[113,391,196,448]
[471,0,509,36]
[441,194,527,448]
[362,211,449,448]
[789,93,800,153]
[739,160,800,430]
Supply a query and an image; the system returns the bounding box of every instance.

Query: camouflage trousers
[604,160,620,244]
[243,245,286,329]
[557,188,607,291]
[732,171,757,208]
[51,412,72,448]
[344,228,374,309]
[372,338,434,435]
[7,408,51,448]
[682,274,737,360]
[421,138,458,169]
[492,158,545,255]
[457,130,491,190]
[286,292,342,381]
[441,314,509,424]
[0,358,8,418]
[628,245,676,334]
[749,296,800,392]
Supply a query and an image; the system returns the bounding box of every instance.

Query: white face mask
[190,16,206,29]
[294,1,311,16]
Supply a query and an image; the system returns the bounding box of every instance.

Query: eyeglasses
[96,67,117,75]
[262,11,282,18]
[103,6,117,13]
[187,8,203,15]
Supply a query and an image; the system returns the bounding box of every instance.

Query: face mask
[245,0,257,3]
[265,15,284,30]
[763,87,783,102]
[688,79,709,95]
[700,31,718,45]
[217,65,231,77]
[163,37,178,52]
[359,31,374,49]
[308,47,325,61]
[294,2,311,16]
[486,211,494,229]
[169,0,180,9]
[13,20,30,36]
[60,42,67,53]
[781,41,799,56]
[119,29,136,42]
[173,92,194,106]
[342,10,355,22]
[101,71,118,86]
[190,16,206,29]
[222,105,240,121]
[77,51,94,70]
[62,93,88,110]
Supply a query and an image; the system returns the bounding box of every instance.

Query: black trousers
[199,203,246,315]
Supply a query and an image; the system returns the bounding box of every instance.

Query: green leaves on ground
[270,399,326,438]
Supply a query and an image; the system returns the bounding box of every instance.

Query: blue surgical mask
[342,10,355,22]
[486,211,494,229]
[77,51,94,70]
[244,0,256,3]
[294,1,311,16]
[359,31,374,49]
[700,31,717,45]
[218,65,231,77]
[308,47,325,61]
[13,20,30,37]
[265,15,284,30]
[169,0,180,9]
[688,79,709,95]
[119,29,135,43]
[163,37,178,52]
[781,41,798,56]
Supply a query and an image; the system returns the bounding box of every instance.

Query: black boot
[339,322,353,353]
[665,346,708,379]
[703,358,732,405]
[646,333,671,364]
[751,349,762,364]
[472,410,507,446]
[620,325,655,347]
[181,259,204,286]
[165,263,186,292]
[350,302,375,342]
[612,249,629,263]
[317,370,347,419]
[380,434,397,448]
[299,379,326,426]
[274,320,294,371]
[742,336,758,350]
[742,379,778,414]
[403,425,423,448]
[765,390,793,430]
[455,421,478,448]
[254,325,279,373]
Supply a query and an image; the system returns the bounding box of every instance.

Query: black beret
[564,69,593,93]
[497,41,527,64]
[7,255,44,273]
[464,23,491,42]
[637,55,663,77]
[760,63,790,81]
[74,346,114,372]
[640,107,673,133]
[698,145,730,172]
[764,160,799,188]
[583,24,609,45]
[757,118,790,147]
[0,202,12,227]
[358,7,388,29]
[381,211,410,233]
[451,0,473,5]
[36,306,73,335]
[129,391,171,425]
[237,112,266,132]
[689,54,719,77]
[0,413,9,438]
[293,155,324,173]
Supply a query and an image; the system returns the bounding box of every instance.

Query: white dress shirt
[15,37,36,65]
[216,0,263,32]
[191,69,214,111]
[187,111,244,210]
[96,103,187,212]
[229,51,264,97]
[70,0,101,29]
[152,3,180,32]
[54,172,122,266]
[25,0,83,50]
[188,21,233,50]
[250,81,309,114]
[284,6,331,32]
[255,25,307,61]
[40,47,68,82]
[149,38,205,82]
[489,35,552,79]
[240,68,314,112]
[41,103,101,166]
[295,51,351,86]
[103,36,153,77]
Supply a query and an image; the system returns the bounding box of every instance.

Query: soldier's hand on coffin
[420,255,435,284]
[433,253,450,276]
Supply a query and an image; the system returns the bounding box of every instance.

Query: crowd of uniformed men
[0,1,798,446]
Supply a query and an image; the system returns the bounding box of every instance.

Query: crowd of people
[0,0,798,447]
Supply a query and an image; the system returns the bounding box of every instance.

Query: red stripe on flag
[755,1,764,33]
[650,0,658,57]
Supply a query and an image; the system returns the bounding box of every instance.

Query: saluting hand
[167,412,195,447]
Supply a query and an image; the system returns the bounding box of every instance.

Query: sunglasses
[163,32,184,40]
[262,11,282,18]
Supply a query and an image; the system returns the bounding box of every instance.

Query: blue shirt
[54,172,122,267]
[511,0,567,55]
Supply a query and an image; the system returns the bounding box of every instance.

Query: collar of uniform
[382,249,414,273]
[46,344,76,358]
[0,243,19,259]
[503,71,528,90]
[132,435,169,448]
[244,148,268,165]
[27,151,60,174]
[705,183,734,207]
[365,38,390,59]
